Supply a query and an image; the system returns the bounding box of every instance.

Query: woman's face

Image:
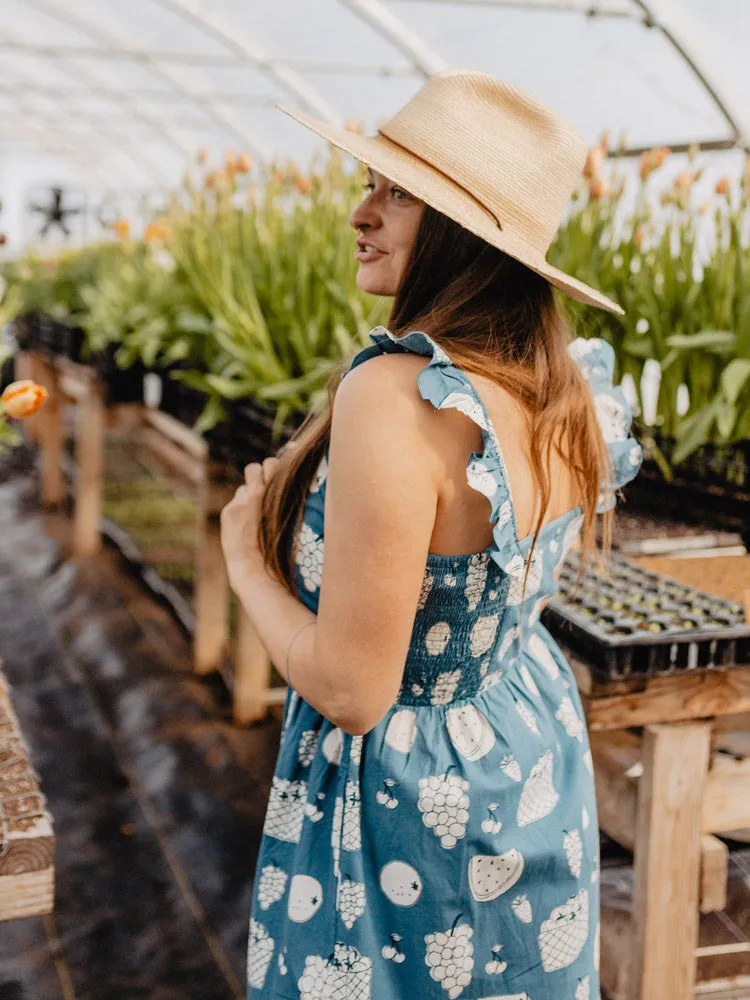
[349,167,423,296]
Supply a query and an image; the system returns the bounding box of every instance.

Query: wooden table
[0,669,54,920]
[569,653,750,1000]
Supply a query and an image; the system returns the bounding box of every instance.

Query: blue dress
[246,326,642,1000]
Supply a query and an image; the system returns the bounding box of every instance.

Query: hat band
[376,128,504,232]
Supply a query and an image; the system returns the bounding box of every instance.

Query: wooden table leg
[234,607,270,725]
[629,720,712,1000]
[194,467,231,675]
[73,374,104,558]
[36,357,64,507]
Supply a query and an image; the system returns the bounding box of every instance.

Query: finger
[244,462,261,486]
[261,456,278,480]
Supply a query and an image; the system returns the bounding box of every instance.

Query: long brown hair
[257,204,616,606]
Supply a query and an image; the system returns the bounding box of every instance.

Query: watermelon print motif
[246,327,642,997]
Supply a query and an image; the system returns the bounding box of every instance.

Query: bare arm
[226,353,441,734]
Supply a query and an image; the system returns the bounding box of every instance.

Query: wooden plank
[136,426,204,487]
[581,666,750,731]
[702,754,750,834]
[234,607,271,724]
[35,356,65,507]
[590,731,640,850]
[193,463,229,676]
[699,834,728,914]
[0,868,54,921]
[142,407,208,461]
[73,373,105,558]
[629,721,712,1000]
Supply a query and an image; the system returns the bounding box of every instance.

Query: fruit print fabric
[245,327,642,998]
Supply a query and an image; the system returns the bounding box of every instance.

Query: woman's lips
[355,244,387,262]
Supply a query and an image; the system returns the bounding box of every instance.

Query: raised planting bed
[542,550,750,682]
[625,433,750,547]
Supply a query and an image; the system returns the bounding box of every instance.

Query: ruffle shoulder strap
[567,337,643,512]
[344,325,524,574]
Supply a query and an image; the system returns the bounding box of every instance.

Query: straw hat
[279,69,623,316]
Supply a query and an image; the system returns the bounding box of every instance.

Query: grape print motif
[564,829,583,878]
[257,864,288,910]
[431,670,462,706]
[246,919,274,989]
[469,613,499,658]
[298,729,319,767]
[418,570,435,610]
[298,943,372,1000]
[425,917,474,998]
[515,697,541,735]
[465,552,489,611]
[418,770,470,848]
[294,523,324,592]
[338,878,366,929]
[539,888,590,972]
[264,778,307,843]
[517,750,560,826]
[556,697,585,742]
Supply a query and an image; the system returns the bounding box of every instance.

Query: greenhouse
[0,2,749,999]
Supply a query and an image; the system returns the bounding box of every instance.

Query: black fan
[27,186,85,239]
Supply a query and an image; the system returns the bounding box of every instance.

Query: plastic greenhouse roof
[1,0,749,194]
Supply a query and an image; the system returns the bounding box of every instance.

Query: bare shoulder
[331,351,442,477]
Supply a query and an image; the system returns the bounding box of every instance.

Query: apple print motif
[384,709,418,753]
[287,874,323,923]
[380,860,423,907]
[446,705,495,761]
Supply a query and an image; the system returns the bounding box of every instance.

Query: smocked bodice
[291,326,643,707]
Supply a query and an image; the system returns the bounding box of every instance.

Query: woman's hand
[220,455,280,589]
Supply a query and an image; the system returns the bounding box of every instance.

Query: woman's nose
[349,194,379,231]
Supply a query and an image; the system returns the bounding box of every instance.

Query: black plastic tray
[541,550,750,681]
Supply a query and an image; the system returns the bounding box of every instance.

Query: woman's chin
[356,267,398,297]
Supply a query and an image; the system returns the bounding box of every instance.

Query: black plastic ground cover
[541,550,750,681]
[0,449,282,999]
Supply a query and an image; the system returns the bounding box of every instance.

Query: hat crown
[379,70,587,253]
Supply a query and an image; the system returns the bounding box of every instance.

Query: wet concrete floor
[0,447,281,999]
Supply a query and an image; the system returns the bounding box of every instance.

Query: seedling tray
[541,550,750,681]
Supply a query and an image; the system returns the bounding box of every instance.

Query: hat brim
[278,105,624,317]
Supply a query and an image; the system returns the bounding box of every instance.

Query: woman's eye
[363,182,375,193]
[391,187,407,200]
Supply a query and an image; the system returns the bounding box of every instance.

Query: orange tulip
[715,176,730,196]
[1,380,48,419]
[589,176,610,200]
[295,175,312,195]
[583,145,605,179]
[235,152,253,174]
[113,219,130,239]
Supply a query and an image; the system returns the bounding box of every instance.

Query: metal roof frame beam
[339,0,446,77]
[19,0,271,160]
[151,0,343,123]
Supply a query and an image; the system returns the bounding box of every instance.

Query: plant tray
[541,550,750,682]
[13,313,85,362]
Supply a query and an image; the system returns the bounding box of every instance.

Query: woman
[220,70,642,1000]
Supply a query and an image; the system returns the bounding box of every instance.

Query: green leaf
[720,358,750,405]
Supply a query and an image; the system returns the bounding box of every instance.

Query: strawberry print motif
[246,329,640,997]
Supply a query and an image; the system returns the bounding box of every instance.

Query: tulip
[295,175,312,196]
[235,152,253,174]
[715,176,730,196]
[583,145,604,179]
[589,176,610,200]
[113,219,130,239]
[1,380,48,419]
[197,148,208,164]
